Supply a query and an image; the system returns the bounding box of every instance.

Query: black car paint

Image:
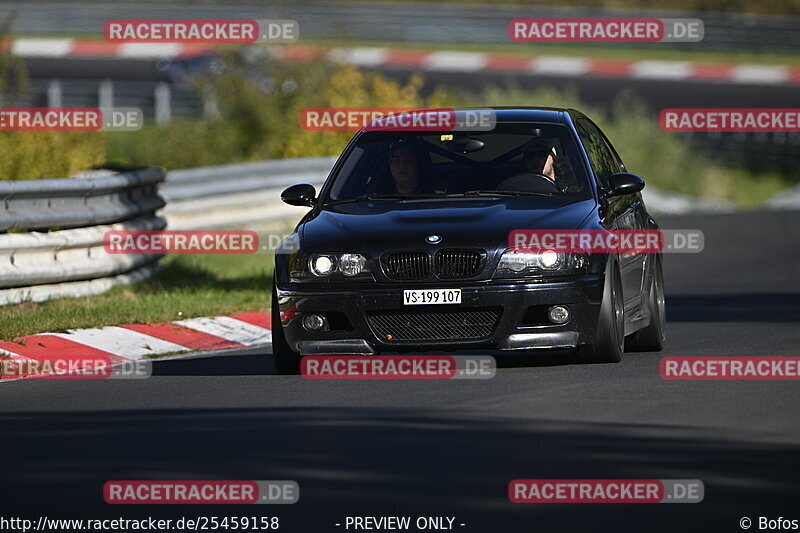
[274,108,660,355]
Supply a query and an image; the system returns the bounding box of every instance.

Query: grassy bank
[0,254,272,340]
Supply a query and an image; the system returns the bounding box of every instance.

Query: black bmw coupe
[272,107,665,374]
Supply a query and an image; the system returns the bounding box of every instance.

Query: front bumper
[275,275,604,355]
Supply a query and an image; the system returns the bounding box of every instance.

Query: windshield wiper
[451,190,554,197]
[324,193,446,205]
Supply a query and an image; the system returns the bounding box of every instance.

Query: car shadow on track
[1,406,799,531]
[149,349,580,377]
[667,292,800,323]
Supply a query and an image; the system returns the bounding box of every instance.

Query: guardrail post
[154,82,172,126]
[98,79,114,111]
[47,80,63,108]
[202,87,219,118]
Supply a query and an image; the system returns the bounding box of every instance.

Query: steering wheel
[494,173,562,195]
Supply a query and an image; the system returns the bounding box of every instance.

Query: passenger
[522,138,561,183]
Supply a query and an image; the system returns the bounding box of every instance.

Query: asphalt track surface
[2,210,800,532]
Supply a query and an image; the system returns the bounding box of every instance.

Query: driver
[384,139,436,195]
[522,138,560,182]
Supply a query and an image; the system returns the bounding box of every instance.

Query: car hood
[299,197,596,252]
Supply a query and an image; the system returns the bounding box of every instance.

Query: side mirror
[281,184,316,207]
[604,173,645,198]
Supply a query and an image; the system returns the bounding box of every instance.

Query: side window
[594,122,626,173]
[575,119,618,188]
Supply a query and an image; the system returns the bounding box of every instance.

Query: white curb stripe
[0,347,33,360]
[423,51,488,72]
[50,327,190,360]
[329,47,389,67]
[632,60,693,80]
[731,65,789,85]
[11,38,74,57]
[530,56,589,76]
[176,316,272,345]
[118,43,184,58]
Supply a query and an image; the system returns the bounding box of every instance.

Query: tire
[625,254,666,352]
[271,281,300,375]
[579,260,624,364]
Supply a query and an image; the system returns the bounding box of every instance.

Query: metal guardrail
[161,157,335,229]
[2,1,799,53]
[0,167,165,232]
[0,168,167,305]
[768,182,800,210]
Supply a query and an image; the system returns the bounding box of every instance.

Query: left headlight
[310,254,337,276]
[494,249,587,277]
[291,252,371,281]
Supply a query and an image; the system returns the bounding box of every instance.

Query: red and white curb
[301,46,800,86]
[5,38,800,86]
[4,38,214,59]
[0,311,271,380]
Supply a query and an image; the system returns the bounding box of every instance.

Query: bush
[0,14,106,180]
[107,55,453,169]
[467,83,790,205]
[0,131,107,180]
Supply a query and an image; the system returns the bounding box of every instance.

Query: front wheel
[271,281,300,375]
[579,262,624,364]
[625,255,666,352]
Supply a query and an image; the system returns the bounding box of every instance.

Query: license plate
[403,289,461,305]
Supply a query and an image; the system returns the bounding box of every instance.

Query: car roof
[448,106,576,123]
[358,107,581,132]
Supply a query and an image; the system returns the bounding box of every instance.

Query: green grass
[727,169,793,207]
[0,254,273,340]
[302,37,800,67]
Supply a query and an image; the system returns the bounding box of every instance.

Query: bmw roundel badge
[426,235,442,244]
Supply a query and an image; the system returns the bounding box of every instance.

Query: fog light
[303,314,326,331]
[547,305,570,324]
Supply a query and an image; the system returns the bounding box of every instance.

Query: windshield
[323,123,592,204]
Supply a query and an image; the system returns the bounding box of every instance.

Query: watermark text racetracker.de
[300,108,496,132]
[508,229,704,254]
[104,19,298,43]
[509,18,703,43]
[660,357,800,380]
[509,479,704,503]
[105,230,259,255]
[103,230,300,255]
[1,357,150,380]
[301,355,496,379]
[104,480,298,504]
[0,108,143,131]
[660,109,800,132]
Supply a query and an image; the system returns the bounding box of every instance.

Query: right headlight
[494,249,588,278]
